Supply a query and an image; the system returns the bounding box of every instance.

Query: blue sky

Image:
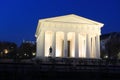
[0,0,120,45]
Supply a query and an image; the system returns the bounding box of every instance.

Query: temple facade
[35,14,104,58]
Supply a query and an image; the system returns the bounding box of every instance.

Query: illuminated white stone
[35,14,104,58]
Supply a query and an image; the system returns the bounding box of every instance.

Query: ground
[0,58,120,80]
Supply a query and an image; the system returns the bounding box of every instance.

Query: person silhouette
[49,46,52,56]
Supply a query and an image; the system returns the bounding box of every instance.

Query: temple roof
[35,14,104,37]
[39,14,104,26]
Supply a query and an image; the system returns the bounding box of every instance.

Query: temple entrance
[67,41,70,57]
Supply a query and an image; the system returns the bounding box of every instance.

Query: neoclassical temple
[35,14,104,58]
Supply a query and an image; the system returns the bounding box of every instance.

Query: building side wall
[36,31,45,57]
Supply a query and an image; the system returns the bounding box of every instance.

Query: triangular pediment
[40,14,103,25]
[35,14,104,37]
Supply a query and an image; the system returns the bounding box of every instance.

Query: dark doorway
[62,40,64,57]
[67,41,70,57]
[62,40,71,57]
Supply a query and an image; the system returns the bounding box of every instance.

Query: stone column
[84,39,86,57]
[91,36,96,58]
[96,35,100,58]
[78,35,81,57]
[63,32,68,57]
[75,32,79,58]
[52,32,56,57]
[86,34,91,58]
[82,39,85,57]
[37,31,45,57]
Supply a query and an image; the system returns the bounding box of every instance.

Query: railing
[35,57,120,66]
[0,58,120,73]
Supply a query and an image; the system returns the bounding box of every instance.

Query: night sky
[0,0,120,45]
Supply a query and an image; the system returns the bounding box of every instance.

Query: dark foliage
[0,41,17,58]
[101,32,120,59]
[105,36,120,59]
[0,41,36,59]
[17,42,36,59]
